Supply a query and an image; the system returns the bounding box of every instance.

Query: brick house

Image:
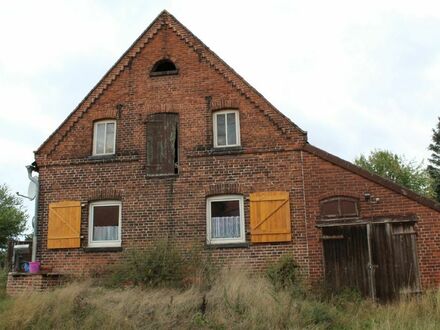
[10,11,440,300]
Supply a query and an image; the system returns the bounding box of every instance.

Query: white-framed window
[213,110,240,147]
[93,120,116,155]
[88,201,121,248]
[206,195,245,244]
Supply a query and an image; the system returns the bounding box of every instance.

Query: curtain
[212,216,240,238]
[93,226,118,241]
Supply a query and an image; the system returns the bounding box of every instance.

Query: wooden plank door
[146,113,179,175]
[322,225,370,297]
[369,223,396,302]
[370,222,420,301]
[322,221,420,301]
[390,223,421,295]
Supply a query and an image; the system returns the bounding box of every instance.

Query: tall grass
[2,247,440,329]
[2,271,440,329]
[0,267,11,318]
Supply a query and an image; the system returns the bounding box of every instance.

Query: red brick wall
[32,16,440,291]
[6,274,65,295]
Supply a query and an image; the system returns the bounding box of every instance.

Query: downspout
[300,150,310,277]
[25,164,39,262]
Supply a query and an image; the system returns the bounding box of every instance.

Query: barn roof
[304,144,440,212]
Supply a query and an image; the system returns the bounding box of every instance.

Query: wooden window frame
[206,195,245,245]
[88,200,122,248]
[93,120,116,156]
[320,196,360,219]
[213,110,241,148]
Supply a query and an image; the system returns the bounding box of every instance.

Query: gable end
[36,10,307,159]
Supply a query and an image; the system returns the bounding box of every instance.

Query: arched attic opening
[150,59,178,76]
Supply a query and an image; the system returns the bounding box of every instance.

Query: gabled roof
[303,144,440,212]
[36,10,306,156]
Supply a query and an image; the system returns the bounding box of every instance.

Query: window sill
[206,146,244,156]
[87,154,116,160]
[205,242,249,249]
[150,70,179,77]
[84,247,123,253]
[146,173,179,179]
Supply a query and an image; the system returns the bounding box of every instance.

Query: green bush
[266,254,299,291]
[107,241,184,288]
[0,267,7,292]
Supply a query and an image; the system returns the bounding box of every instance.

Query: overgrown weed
[2,251,440,329]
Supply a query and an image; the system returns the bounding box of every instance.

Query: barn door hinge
[367,263,378,270]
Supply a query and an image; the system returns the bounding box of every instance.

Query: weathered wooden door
[146,113,179,175]
[370,222,421,301]
[322,225,370,297]
[322,221,420,301]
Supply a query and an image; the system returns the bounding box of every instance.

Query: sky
[1,0,440,228]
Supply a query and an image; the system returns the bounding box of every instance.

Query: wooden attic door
[250,192,291,243]
[146,113,179,175]
[47,201,81,249]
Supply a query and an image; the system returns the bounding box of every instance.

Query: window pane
[105,123,115,154]
[320,200,339,218]
[340,199,358,217]
[211,200,240,238]
[95,123,105,154]
[212,200,239,217]
[226,113,237,145]
[216,114,226,146]
[93,205,119,241]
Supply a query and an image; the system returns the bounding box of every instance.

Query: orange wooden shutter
[250,192,291,243]
[47,201,81,249]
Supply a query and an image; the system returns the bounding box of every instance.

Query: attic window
[150,59,178,76]
[320,197,359,219]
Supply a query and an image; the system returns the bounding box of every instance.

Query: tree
[428,117,440,202]
[0,184,28,267]
[354,150,434,198]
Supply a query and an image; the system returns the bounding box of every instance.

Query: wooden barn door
[322,225,370,297]
[322,221,420,301]
[370,222,421,302]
